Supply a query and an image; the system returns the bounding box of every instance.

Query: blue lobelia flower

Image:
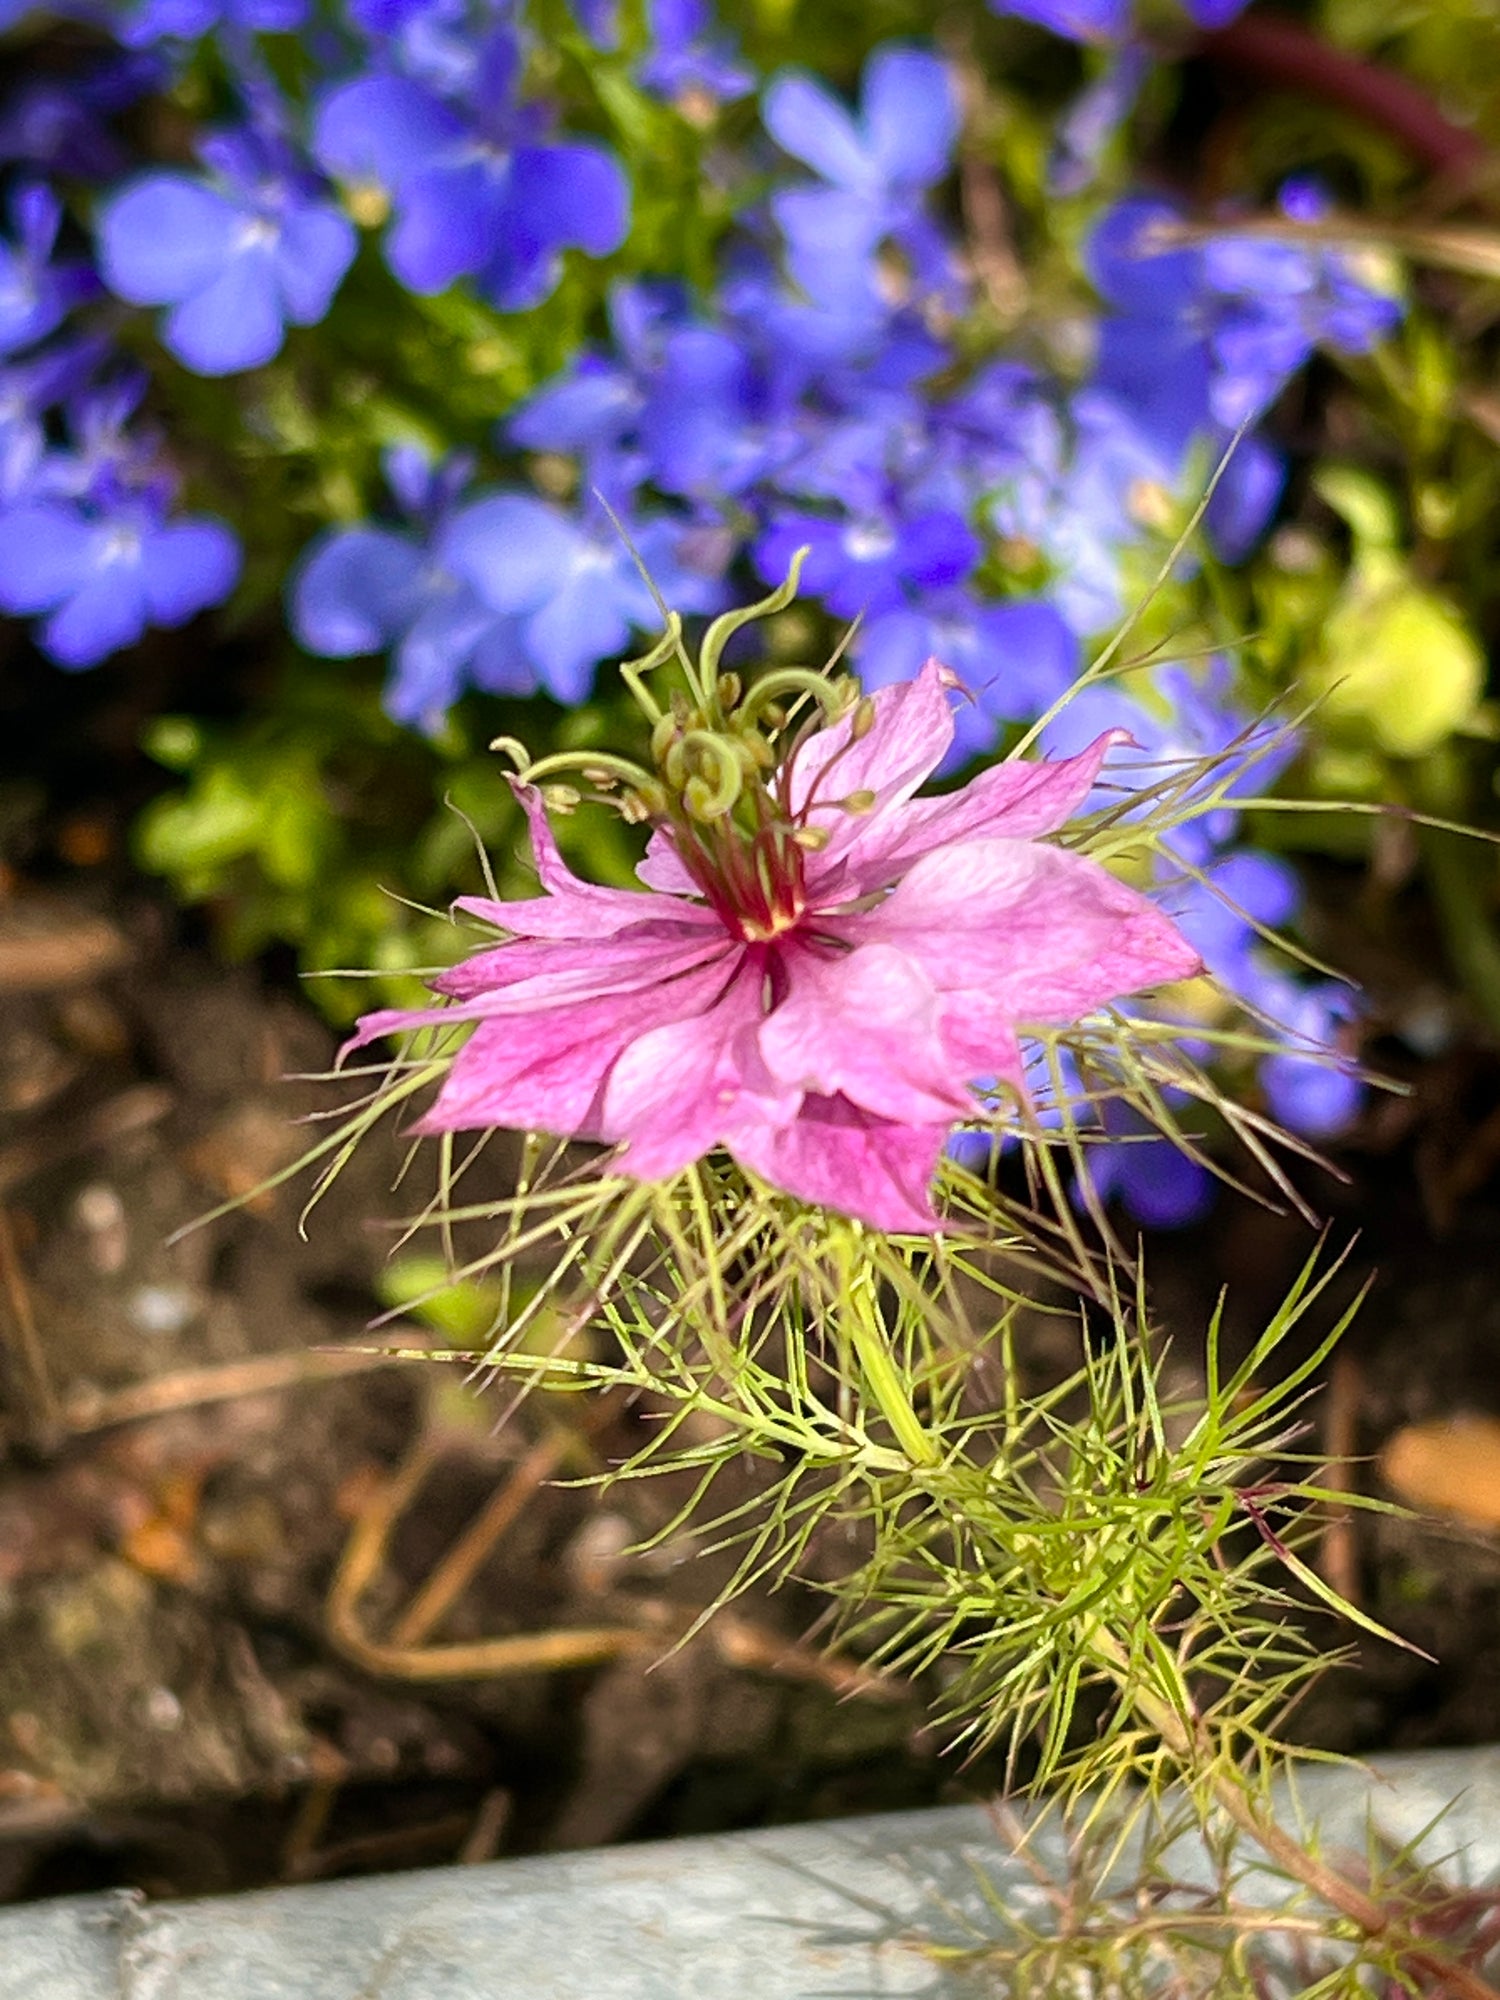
[754,503,977,624]
[985,0,1247,36]
[291,447,538,733]
[1090,186,1402,443]
[1048,45,1149,197]
[440,490,727,703]
[0,335,110,504]
[988,0,1129,38]
[0,182,98,359]
[312,26,628,309]
[1256,979,1363,1138]
[638,0,755,106]
[0,493,240,666]
[0,380,240,669]
[117,0,306,45]
[858,592,1081,763]
[762,43,961,315]
[97,128,355,375]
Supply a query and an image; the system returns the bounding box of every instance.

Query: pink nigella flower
[347,659,1200,1232]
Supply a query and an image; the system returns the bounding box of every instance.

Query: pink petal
[412,957,741,1138]
[601,956,801,1181]
[635,825,701,896]
[342,929,737,1057]
[934,1004,1026,1095]
[731,1094,946,1233]
[821,729,1133,900]
[433,924,726,1001]
[455,782,716,940]
[759,940,970,1124]
[788,658,956,873]
[838,836,1201,1022]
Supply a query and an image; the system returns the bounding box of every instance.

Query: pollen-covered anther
[737,727,777,772]
[840,789,877,815]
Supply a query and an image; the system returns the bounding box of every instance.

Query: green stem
[1086,1626,1500,1999]
[501,748,657,794]
[840,1240,940,1468]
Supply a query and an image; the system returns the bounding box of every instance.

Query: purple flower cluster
[0,0,635,668]
[310,21,627,310]
[0,135,240,666]
[0,2,1402,1216]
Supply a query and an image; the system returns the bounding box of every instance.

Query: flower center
[683,817,808,945]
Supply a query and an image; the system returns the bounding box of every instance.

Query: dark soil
[1,855,1498,1907]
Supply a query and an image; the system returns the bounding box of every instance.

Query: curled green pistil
[487,551,868,918]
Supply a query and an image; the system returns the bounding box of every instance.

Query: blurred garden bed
[1,822,1500,1905]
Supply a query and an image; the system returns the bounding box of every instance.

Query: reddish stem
[1198,12,1490,183]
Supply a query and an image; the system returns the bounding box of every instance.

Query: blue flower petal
[440,494,581,614]
[42,562,149,668]
[273,204,357,324]
[386,587,497,727]
[385,163,500,294]
[140,518,240,623]
[509,362,638,454]
[762,72,872,191]
[312,74,463,195]
[161,243,285,373]
[290,526,426,656]
[0,500,94,608]
[509,143,629,259]
[96,173,237,304]
[989,0,1130,40]
[522,578,620,701]
[862,46,957,192]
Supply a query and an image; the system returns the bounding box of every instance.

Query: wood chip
[0,907,130,992]
[1380,1414,1500,1530]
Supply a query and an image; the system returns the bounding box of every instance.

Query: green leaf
[1312,464,1401,553]
[375,1253,503,1345]
[1310,571,1485,758]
